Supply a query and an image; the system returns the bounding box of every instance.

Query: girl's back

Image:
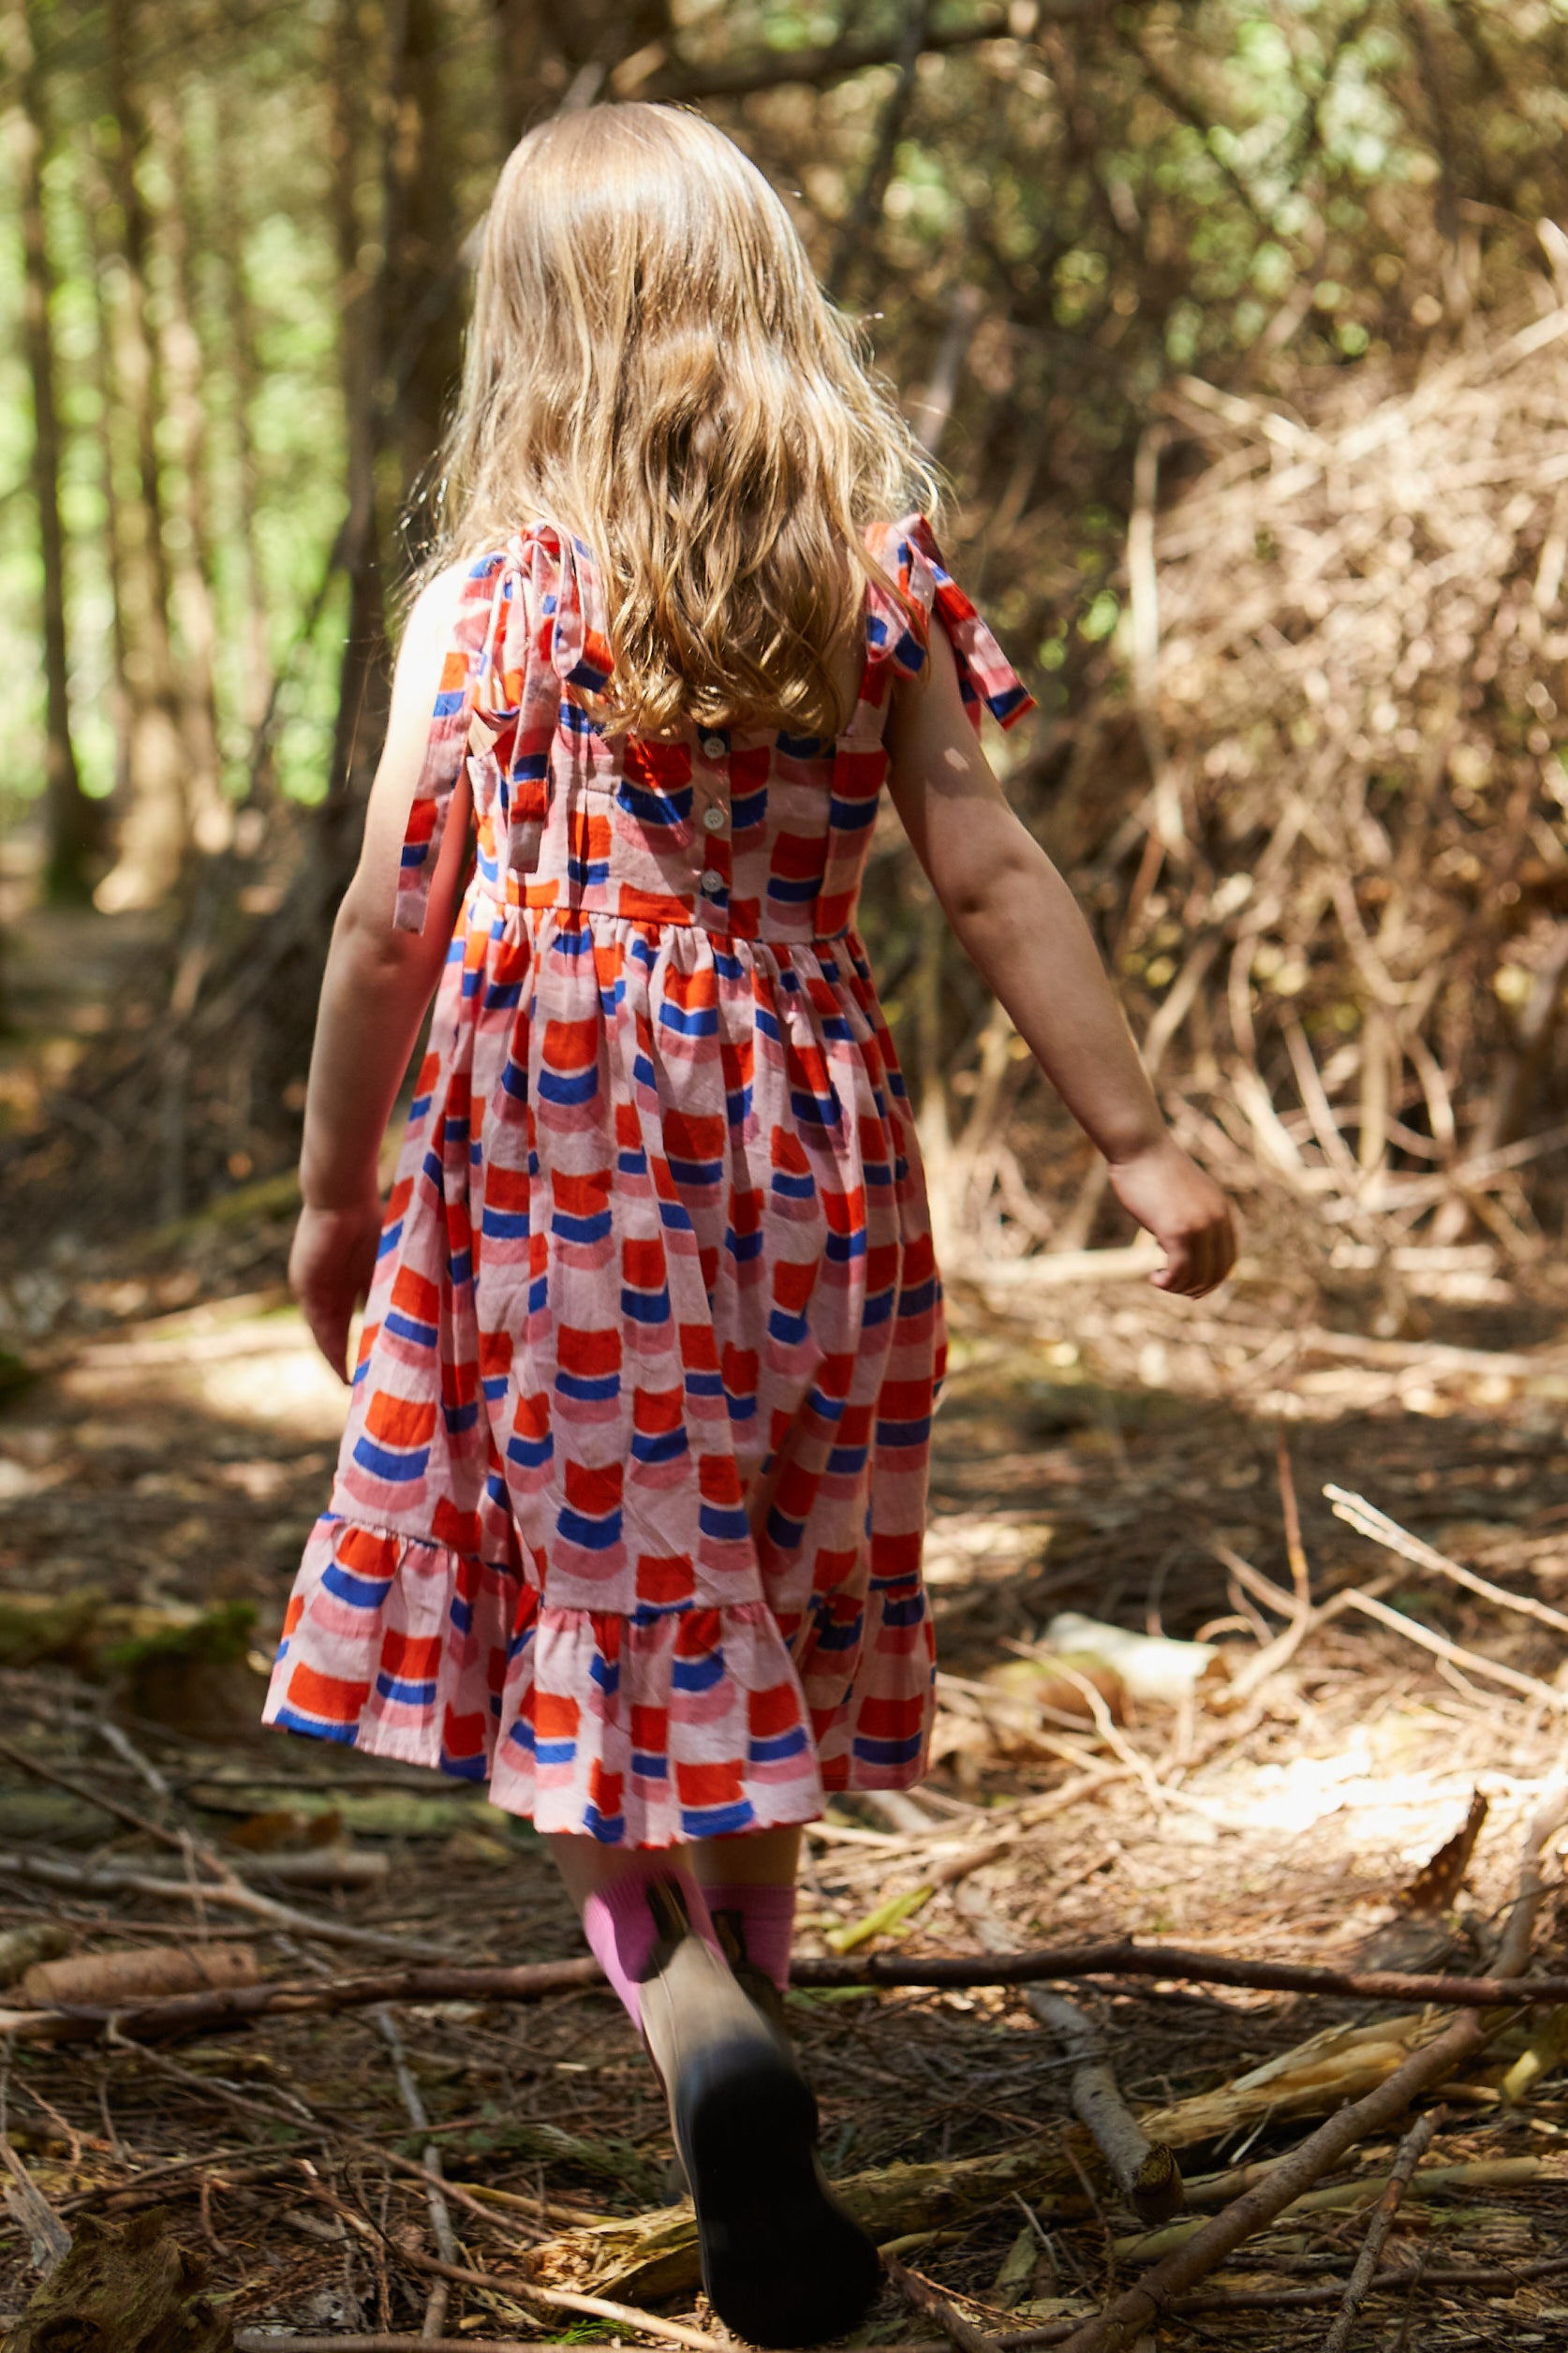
[268,501,1031,1844]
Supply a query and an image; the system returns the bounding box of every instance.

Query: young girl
[269,103,1235,2346]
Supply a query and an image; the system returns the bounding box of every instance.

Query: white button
[700,867,724,894]
[702,805,726,834]
[701,733,727,759]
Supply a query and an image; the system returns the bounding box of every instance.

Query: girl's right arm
[886,624,1235,1296]
[289,570,475,1376]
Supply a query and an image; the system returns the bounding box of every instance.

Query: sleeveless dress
[263,515,1032,1845]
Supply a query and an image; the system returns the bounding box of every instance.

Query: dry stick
[1337,1587,1568,1713]
[354,2235,727,2353]
[1318,2109,1440,2353]
[1276,1427,1311,1613]
[21,1936,1568,2048]
[233,2342,599,2353]
[0,2129,71,2273]
[0,1735,190,1855]
[1046,1781,1568,2353]
[0,1844,456,1961]
[1324,1485,1568,1638]
[1212,1556,1398,1704]
[104,2025,581,2242]
[375,2006,460,2343]
[234,2341,582,2353]
[884,2253,1006,2353]
[956,1887,1183,2227]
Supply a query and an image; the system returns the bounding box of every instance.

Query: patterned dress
[263,514,1032,1844]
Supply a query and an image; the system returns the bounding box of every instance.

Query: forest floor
[4,894,1568,2352]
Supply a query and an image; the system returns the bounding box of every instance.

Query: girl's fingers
[303,1295,351,1383]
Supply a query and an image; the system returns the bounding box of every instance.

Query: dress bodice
[394,515,1031,944]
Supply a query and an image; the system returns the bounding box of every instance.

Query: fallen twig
[355,2233,728,2353]
[1047,1780,1568,2353]
[232,2341,592,2352]
[884,2253,1006,2353]
[1319,2109,1441,2353]
[0,1845,458,1961]
[1051,2016,1480,2352]
[375,2005,460,2341]
[233,2341,580,2352]
[1325,1484,1568,1636]
[956,1887,1183,2226]
[0,2130,71,2273]
[1338,1586,1568,1711]
[18,1933,1568,2044]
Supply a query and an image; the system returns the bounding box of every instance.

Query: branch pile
[1010,301,1568,1260]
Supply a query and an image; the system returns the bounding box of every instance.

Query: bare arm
[886,625,1235,1295]
[289,570,474,1373]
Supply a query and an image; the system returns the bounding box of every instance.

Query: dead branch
[1047,1781,1568,2353]
[17,1931,1568,2046]
[375,2004,460,2341]
[884,2253,1006,2353]
[346,2231,728,2353]
[1324,1484,1568,1636]
[0,1843,454,1959]
[218,2256,1568,2353]
[1,2129,71,2273]
[1050,2016,1480,2350]
[956,1887,1183,2226]
[232,2341,590,2353]
[1319,2109,1440,2353]
[1338,1585,1568,1711]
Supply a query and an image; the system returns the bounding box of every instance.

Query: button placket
[695,730,730,905]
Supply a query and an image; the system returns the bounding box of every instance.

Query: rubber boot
[638,1880,880,2347]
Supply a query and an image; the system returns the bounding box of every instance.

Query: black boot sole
[675,2035,881,2347]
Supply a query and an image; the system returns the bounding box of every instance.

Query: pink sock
[580,1863,722,2031]
[703,1881,797,1992]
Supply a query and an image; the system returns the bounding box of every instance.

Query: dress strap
[394,550,512,934]
[867,513,1036,733]
[392,525,615,934]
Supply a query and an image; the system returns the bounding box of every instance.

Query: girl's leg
[546,1835,723,2030]
[548,1824,878,2346]
[691,1827,802,1994]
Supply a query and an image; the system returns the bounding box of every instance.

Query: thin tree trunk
[80,139,133,814]
[492,0,548,149]
[5,0,101,901]
[94,0,192,913]
[212,80,273,760]
[319,0,403,880]
[146,81,229,854]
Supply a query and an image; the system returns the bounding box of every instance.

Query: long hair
[426,103,939,739]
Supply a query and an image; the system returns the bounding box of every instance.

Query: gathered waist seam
[467,886,856,949]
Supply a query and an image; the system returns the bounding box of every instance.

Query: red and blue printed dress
[263,515,1032,1844]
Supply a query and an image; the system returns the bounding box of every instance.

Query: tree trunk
[81,136,134,814]
[93,0,193,913]
[318,0,403,884]
[212,79,274,759]
[5,0,102,902]
[146,81,230,854]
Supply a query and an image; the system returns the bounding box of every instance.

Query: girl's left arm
[886,624,1236,1297]
[290,571,474,1376]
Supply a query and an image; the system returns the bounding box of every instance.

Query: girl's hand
[1107,1138,1236,1298]
[289,1196,385,1381]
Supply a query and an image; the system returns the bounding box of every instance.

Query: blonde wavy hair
[427,102,939,739]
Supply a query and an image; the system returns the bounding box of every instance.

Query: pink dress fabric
[263,515,1033,1844]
